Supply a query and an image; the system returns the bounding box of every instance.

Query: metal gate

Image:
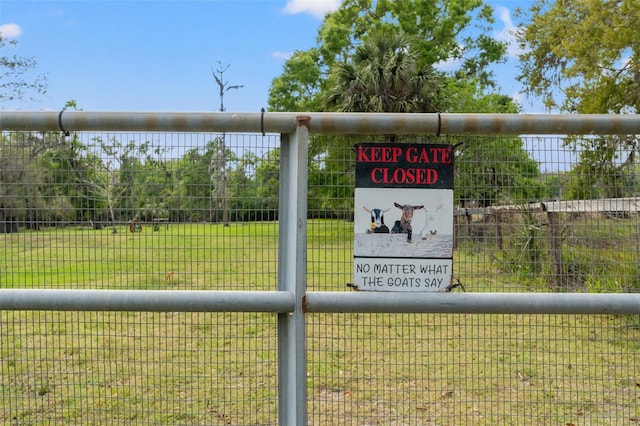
[1,112,640,425]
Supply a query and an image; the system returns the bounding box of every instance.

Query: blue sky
[0,0,541,113]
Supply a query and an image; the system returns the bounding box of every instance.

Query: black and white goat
[363,207,390,233]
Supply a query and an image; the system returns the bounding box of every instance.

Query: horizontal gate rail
[303,292,640,315]
[3,289,640,315]
[0,289,295,312]
[2,111,640,135]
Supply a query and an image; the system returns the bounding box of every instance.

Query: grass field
[2,219,640,424]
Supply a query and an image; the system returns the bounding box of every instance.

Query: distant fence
[1,112,640,425]
[455,197,640,287]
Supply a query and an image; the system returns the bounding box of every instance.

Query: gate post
[278,116,310,425]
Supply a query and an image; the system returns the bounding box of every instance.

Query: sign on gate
[352,143,454,292]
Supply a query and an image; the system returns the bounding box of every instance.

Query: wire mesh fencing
[1,128,639,424]
[304,134,639,425]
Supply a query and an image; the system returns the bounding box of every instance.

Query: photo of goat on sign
[390,202,423,242]
[354,188,453,259]
[363,207,391,234]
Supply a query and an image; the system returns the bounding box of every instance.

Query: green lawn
[1,219,639,424]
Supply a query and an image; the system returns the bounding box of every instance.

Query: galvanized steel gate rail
[2,111,640,425]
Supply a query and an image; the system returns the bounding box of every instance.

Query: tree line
[1,0,638,232]
[0,132,281,232]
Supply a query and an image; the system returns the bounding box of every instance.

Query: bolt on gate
[1,111,640,425]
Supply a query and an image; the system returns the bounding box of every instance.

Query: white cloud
[434,42,463,71]
[493,6,523,58]
[272,51,293,60]
[0,23,23,38]
[282,0,341,19]
[435,56,462,72]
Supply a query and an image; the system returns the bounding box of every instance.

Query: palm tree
[324,27,442,117]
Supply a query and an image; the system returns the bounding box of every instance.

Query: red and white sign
[353,143,454,292]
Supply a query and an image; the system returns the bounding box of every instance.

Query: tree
[172,138,239,223]
[0,132,68,233]
[176,145,212,222]
[0,34,47,103]
[564,136,638,200]
[517,0,640,113]
[268,49,324,112]
[268,0,540,216]
[455,135,543,207]
[40,134,107,226]
[324,27,441,116]
[253,148,280,219]
[208,136,238,224]
[79,137,153,233]
[517,0,640,200]
[211,62,243,226]
[269,0,507,113]
[446,93,542,206]
[134,147,173,222]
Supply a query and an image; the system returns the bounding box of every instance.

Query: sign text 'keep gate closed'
[353,143,454,292]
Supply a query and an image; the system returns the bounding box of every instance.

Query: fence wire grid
[1,129,639,424]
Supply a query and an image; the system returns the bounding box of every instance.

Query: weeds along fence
[1,111,640,425]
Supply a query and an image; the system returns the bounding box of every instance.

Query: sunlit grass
[1,222,280,290]
[1,218,639,424]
